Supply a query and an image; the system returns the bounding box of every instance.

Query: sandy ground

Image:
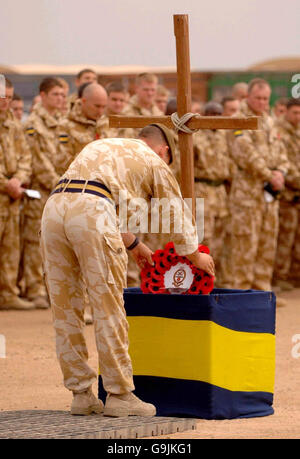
[0,289,299,439]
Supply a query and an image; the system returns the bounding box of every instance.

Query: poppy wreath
[140,242,214,295]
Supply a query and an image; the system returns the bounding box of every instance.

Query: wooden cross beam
[109,14,260,216]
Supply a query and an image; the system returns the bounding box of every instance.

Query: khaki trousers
[40,192,134,394]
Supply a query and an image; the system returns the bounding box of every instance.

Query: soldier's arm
[25,128,59,190]
[231,131,273,182]
[54,124,76,175]
[13,124,32,185]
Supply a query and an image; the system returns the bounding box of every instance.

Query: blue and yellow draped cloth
[98,288,276,419]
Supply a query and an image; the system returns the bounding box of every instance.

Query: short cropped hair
[286,98,300,110]
[248,78,271,94]
[106,81,127,95]
[76,68,97,80]
[274,97,289,107]
[39,77,63,94]
[135,73,158,86]
[12,93,23,101]
[221,96,237,106]
[139,125,167,145]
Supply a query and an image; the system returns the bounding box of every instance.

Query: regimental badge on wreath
[141,242,214,295]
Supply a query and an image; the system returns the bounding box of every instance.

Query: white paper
[24,189,41,199]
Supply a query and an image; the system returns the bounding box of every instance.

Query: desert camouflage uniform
[0,110,31,302]
[193,129,234,273]
[123,97,173,285]
[220,103,289,291]
[55,99,108,175]
[22,102,61,298]
[40,138,198,394]
[100,111,135,140]
[273,119,300,283]
[123,94,163,138]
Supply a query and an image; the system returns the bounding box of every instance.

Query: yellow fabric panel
[127,316,275,393]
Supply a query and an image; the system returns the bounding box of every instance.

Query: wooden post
[174,15,195,215]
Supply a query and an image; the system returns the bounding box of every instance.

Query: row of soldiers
[0,69,300,315]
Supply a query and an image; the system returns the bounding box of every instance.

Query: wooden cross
[109,14,260,216]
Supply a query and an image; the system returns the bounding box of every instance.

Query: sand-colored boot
[0,296,35,311]
[29,296,50,310]
[71,387,104,415]
[104,392,156,417]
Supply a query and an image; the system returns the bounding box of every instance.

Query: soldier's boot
[29,296,50,310]
[276,297,287,308]
[71,387,104,416]
[273,280,294,292]
[104,392,156,417]
[0,296,35,311]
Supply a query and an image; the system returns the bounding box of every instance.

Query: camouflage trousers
[195,182,228,275]
[40,192,134,394]
[273,201,300,281]
[0,208,21,301]
[20,216,47,298]
[219,199,279,291]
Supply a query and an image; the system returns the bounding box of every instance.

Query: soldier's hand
[5,178,24,200]
[130,242,154,269]
[270,170,284,191]
[186,250,215,277]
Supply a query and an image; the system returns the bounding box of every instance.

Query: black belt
[51,179,113,201]
[195,178,225,187]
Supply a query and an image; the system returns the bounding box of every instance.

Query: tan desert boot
[71,387,104,415]
[104,392,156,417]
[29,296,50,309]
[0,296,35,310]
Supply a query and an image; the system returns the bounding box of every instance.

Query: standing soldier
[101,81,134,138]
[56,83,108,324]
[193,101,234,276]
[271,97,288,121]
[273,98,300,290]
[68,69,97,111]
[10,94,25,122]
[55,83,108,175]
[124,73,163,137]
[22,77,64,309]
[155,84,170,114]
[0,77,33,310]
[221,79,289,304]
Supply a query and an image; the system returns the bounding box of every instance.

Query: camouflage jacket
[62,138,198,256]
[55,99,108,175]
[0,110,32,216]
[229,102,289,206]
[24,102,61,217]
[275,118,300,203]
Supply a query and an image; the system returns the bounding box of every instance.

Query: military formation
[1,70,300,316]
